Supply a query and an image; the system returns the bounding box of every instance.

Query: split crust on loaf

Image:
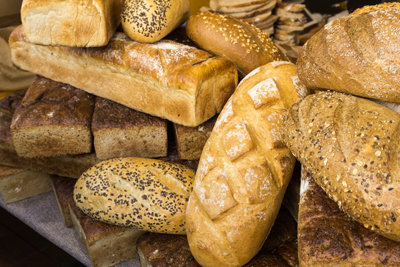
[21,0,124,47]
[9,26,237,127]
[186,62,308,267]
[283,91,400,242]
[74,157,195,234]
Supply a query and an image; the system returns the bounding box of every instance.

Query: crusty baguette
[186,61,308,267]
[299,167,400,266]
[186,12,288,76]
[283,91,400,242]
[11,75,95,158]
[74,157,195,234]
[121,0,190,43]
[9,25,238,127]
[21,0,124,47]
[297,3,400,103]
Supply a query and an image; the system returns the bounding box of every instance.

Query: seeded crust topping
[121,0,171,38]
[74,157,195,234]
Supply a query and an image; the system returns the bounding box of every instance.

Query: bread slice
[0,164,52,203]
[51,175,77,227]
[173,116,217,160]
[11,75,95,158]
[69,199,144,267]
[227,0,276,18]
[299,168,400,266]
[92,97,168,160]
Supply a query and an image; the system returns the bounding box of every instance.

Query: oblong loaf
[297,3,400,103]
[21,0,124,47]
[74,157,195,234]
[186,12,288,76]
[186,61,309,267]
[9,26,238,127]
[121,0,190,43]
[282,91,400,242]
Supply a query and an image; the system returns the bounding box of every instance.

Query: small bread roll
[121,0,190,43]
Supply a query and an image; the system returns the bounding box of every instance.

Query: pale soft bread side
[69,200,144,267]
[283,91,400,242]
[21,0,124,47]
[186,12,288,76]
[9,26,237,127]
[227,1,276,18]
[121,0,190,43]
[186,62,309,267]
[299,167,400,266]
[297,3,400,103]
[74,157,195,234]
[11,75,95,158]
[0,165,52,204]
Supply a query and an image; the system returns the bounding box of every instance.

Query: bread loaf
[283,91,400,242]
[0,89,26,127]
[299,167,400,266]
[186,12,288,77]
[92,97,168,160]
[51,175,77,227]
[185,61,308,267]
[297,3,400,103]
[10,26,237,127]
[11,75,95,158]
[74,157,195,234]
[121,0,190,43]
[21,0,124,47]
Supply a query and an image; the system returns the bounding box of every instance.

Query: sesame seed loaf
[282,91,400,242]
[121,0,190,43]
[173,116,217,161]
[297,3,400,103]
[21,0,124,47]
[186,11,288,77]
[185,61,309,267]
[74,157,195,234]
[9,25,237,127]
[92,97,168,160]
[11,75,95,158]
[69,197,144,267]
[298,167,400,266]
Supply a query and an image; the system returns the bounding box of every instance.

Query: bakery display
[297,3,400,103]
[9,26,237,127]
[283,91,400,242]
[11,75,95,158]
[299,167,400,266]
[74,157,195,234]
[186,62,308,267]
[121,0,190,43]
[186,11,288,77]
[0,165,52,204]
[92,97,168,160]
[20,0,124,47]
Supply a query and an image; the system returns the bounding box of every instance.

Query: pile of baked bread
[2,0,400,267]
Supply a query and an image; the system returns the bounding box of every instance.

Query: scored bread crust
[297,3,400,103]
[283,91,400,242]
[74,157,195,234]
[186,61,308,267]
[9,26,238,127]
[21,0,124,47]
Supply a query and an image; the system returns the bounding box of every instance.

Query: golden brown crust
[283,91,400,242]
[10,25,237,127]
[298,169,400,266]
[186,62,308,267]
[0,165,24,178]
[186,11,288,76]
[21,0,124,47]
[297,4,400,103]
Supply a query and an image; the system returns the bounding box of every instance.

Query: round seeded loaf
[121,0,190,43]
[74,157,195,234]
[283,91,400,242]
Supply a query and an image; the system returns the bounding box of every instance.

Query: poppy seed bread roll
[121,0,190,43]
[74,157,195,234]
[186,12,288,77]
